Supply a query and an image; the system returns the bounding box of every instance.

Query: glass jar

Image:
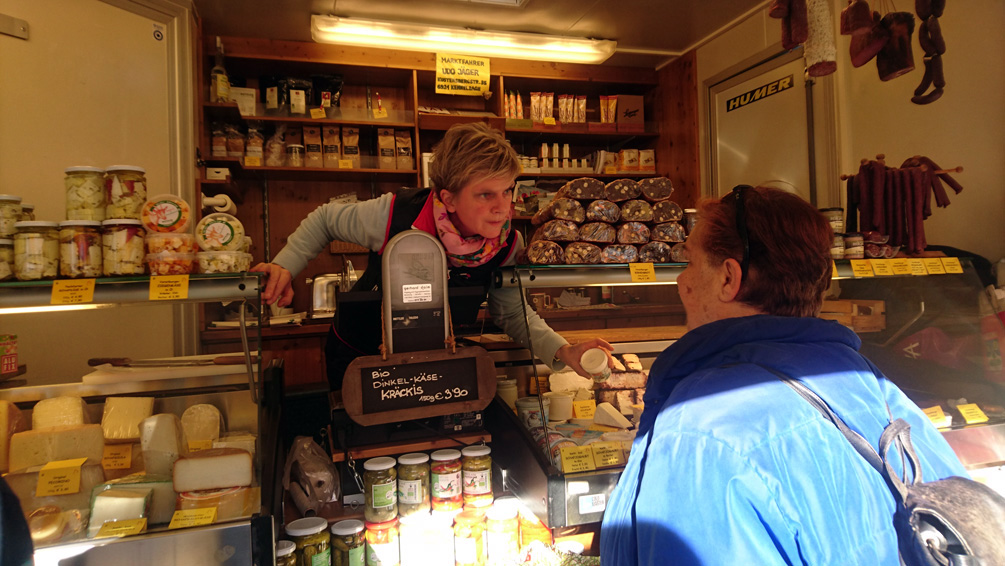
[286,516,331,566]
[461,446,492,508]
[364,518,400,566]
[101,219,146,276]
[330,519,365,566]
[830,234,846,260]
[453,510,486,566]
[396,453,430,517]
[683,208,698,235]
[0,239,13,281]
[0,195,22,238]
[65,166,106,221]
[518,505,552,548]
[844,233,865,259]
[496,379,518,411]
[819,207,844,234]
[59,220,102,278]
[484,504,519,566]
[14,221,59,281]
[363,456,398,523]
[287,144,306,167]
[18,203,34,221]
[276,540,297,566]
[430,450,463,512]
[104,165,147,219]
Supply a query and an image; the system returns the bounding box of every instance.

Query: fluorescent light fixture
[311,15,616,64]
[0,303,116,315]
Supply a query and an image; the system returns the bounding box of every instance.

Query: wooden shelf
[326,425,491,463]
[201,158,417,182]
[418,113,505,131]
[506,126,658,139]
[204,103,414,129]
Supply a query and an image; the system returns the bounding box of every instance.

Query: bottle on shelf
[209,36,230,103]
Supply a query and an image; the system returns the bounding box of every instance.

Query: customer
[600,186,967,565]
[1,477,32,566]
[253,123,610,389]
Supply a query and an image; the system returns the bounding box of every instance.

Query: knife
[87,355,257,367]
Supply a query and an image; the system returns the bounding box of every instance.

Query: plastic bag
[282,436,339,516]
[264,125,286,167]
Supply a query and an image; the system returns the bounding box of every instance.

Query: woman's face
[439,177,514,238]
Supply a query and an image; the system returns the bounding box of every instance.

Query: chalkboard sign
[342,346,497,426]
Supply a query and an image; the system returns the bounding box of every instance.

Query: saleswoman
[252,123,611,390]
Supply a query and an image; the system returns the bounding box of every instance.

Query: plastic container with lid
[461,446,492,508]
[453,509,486,566]
[146,232,197,254]
[195,213,246,251]
[819,207,844,234]
[330,519,365,566]
[141,194,191,233]
[396,453,430,517]
[495,379,517,410]
[18,203,34,221]
[287,144,306,167]
[0,195,23,238]
[515,397,550,429]
[0,239,13,281]
[363,456,398,523]
[485,503,519,566]
[276,539,296,566]
[430,449,463,512]
[580,348,611,382]
[146,252,195,275]
[14,221,59,281]
[104,165,147,219]
[286,516,331,566]
[364,518,400,566]
[196,251,253,273]
[65,166,106,221]
[58,220,102,278]
[101,219,146,275]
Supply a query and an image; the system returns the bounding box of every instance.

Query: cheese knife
[87,355,256,367]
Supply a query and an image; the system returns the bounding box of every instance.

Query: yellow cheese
[101,397,154,443]
[180,404,222,443]
[140,413,187,477]
[103,443,145,480]
[213,432,257,461]
[173,448,252,492]
[9,424,105,472]
[594,402,631,429]
[0,400,27,473]
[177,485,260,521]
[87,487,152,537]
[5,459,106,518]
[32,396,90,430]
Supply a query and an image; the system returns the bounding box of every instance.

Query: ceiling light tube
[312,15,617,64]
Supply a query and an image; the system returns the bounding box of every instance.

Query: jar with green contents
[330,519,365,566]
[461,446,493,508]
[276,540,297,566]
[363,456,398,522]
[396,453,430,517]
[286,516,331,566]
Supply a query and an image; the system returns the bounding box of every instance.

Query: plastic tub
[145,252,195,275]
[196,251,252,273]
[145,232,197,254]
[141,194,191,233]
[195,213,245,251]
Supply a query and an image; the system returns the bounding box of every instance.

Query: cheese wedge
[101,397,154,443]
[594,402,632,429]
[32,396,90,430]
[9,424,104,472]
[140,413,187,476]
[5,459,106,518]
[213,432,257,461]
[101,474,175,525]
[0,400,27,473]
[173,448,253,492]
[87,487,151,537]
[180,404,222,444]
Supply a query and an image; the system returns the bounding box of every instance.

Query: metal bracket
[0,13,29,40]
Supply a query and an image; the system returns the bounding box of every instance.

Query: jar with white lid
[59,220,102,278]
[461,445,493,508]
[396,453,430,518]
[65,166,106,221]
[287,516,331,566]
[275,540,296,566]
[0,195,22,238]
[18,203,34,221]
[0,239,13,281]
[430,449,463,512]
[287,144,305,167]
[495,379,518,411]
[101,219,146,276]
[330,519,365,566]
[14,221,59,281]
[104,165,147,219]
[363,456,398,523]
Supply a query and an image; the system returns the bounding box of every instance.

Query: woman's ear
[719,258,744,302]
[439,189,457,213]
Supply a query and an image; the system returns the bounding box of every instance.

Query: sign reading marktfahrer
[435,54,490,96]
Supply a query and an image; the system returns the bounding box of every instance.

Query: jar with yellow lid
[104,165,147,219]
[453,509,486,566]
[101,219,146,276]
[430,449,463,512]
[0,195,22,238]
[365,518,400,566]
[0,239,13,281]
[276,540,296,566]
[330,519,365,566]
[286,516,330,566]
[461,446,492,508]
[484,503,519,566]
[363,456,398,523]
[59,220,102,278]
[396,453,430,517]
[14,221,59,280]
[65,166,106,221]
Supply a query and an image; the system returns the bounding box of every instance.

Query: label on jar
[365,541,398,566]
[398,478,424,504]
[371,479,396,509]
[311,547,330,566]
[462,469,491,495]
[454,537,478,564]
[348,545,364,566]
[432,471,461,498]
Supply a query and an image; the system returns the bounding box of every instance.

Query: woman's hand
[250,262,293,307]
[555,339,614,379]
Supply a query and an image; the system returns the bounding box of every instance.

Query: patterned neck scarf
[430,189,511,267]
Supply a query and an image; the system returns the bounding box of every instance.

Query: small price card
[870,259,894,276]
[169,508,218,529]
[543,117,557,126]
[590,441,626,468]
[560,445,596,473]
[51,279,95,305]
[629,262,657,283]
[940,257,964,274]
[188,439,213,452]
[372,107,388,119]
[149,275,189,301]
[923,258,947,275]
[850,260,874,278]
[890,259,912,275]
[923,406,950,428]
[95,518,147,539]
[907,259,928,276]
[573,400,596,419]
[831,261,838,279]
[603,166,618,174]
[957,403,989,425]
[36,458,88,497]
[338,159,354,169]
[310,108,326,119]
[243,156,262,167]
[102,444,133,470]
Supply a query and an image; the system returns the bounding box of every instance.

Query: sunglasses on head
[729,184,754,285]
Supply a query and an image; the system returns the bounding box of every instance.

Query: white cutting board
[82,352,256,384]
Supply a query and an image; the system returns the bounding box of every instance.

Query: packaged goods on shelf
[197,251,252,273]
[102,219,145,275]
[13,221,59,281]
[342,127,361,168]
[64,167,106,221]
[322,126,341,168]
[303,126,323,168]
[652,200,683,223]
[377,128,396,169]
[104,166,147,220]
[146,232,197,254]
[145,252,195,275]
[195,213,245,252]
[58,221,102,279]
[141,195,191,234]
[395,130,414,170]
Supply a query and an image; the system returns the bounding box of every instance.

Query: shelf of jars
[204,102,416,129]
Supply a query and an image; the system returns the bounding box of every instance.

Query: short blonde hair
[429,123,520,194]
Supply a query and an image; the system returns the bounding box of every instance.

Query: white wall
[696,0,1005,264]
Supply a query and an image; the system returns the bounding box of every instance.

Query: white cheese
[173,447,253,493]
[594,402,632,429]
[8,424,104,472]
[101,397,154,443]
[103,473,176,525]
[31,396,90,430]
[180,404,222,443]
[87,487,152,537]
[0,400,27,472]
[140,413,187,476]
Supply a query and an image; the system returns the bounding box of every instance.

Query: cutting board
[82,352,256,384]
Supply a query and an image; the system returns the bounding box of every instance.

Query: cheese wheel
[181,404,223,445]
[0,400,27,473]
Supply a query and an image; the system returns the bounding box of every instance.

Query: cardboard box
[617,94,645,132]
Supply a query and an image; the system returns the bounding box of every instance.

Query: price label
[870,259,894,276]
[169,508,218,529]
[603,166,618,174]
[243,156,262,167]
[907,259,928,276]
[95,518,147,539]
[590,441,626,468]
[338,159,354,169]
[832,261,838,279]
[188,439,213,452]
[890,259,912,275]
[102,444,133,470]
[310,107,326,119]
[543,117,557,126]
[850,260,874,278]
[560,445,596,473]
[940,257,964,274]
[51,279,95,305]
[372,107,388,119]
[629,262,657,282]
[923,258,947,275]
[573,400,596,419]
[149,275,189,301]
[923,406,950,428]
[957,403,989,424]
[36,458,88,497]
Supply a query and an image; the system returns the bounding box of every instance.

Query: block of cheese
[5,459,107,518]
[621,354,643,371]
[1,400,28,473]
[177,486,261,521]
[141,413,187,477]
[101,474,175,525]
[32,396,90,430]
[181,404,223,444]
[103,443,145,481]
[9,424,105,472]
[101,397,154,443]
[173,448,253,492]
[213,432,257,461]
[593,371,647,390]
[594,402,632,429]
[596,390,636,414]
[87,487,152,537]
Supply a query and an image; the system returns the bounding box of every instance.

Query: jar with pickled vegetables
[14,221,59,281]
[0,239,13,281]
[330,519,364,566]
[65,166,106,221]
[461,446,492,508]
[58,220,102,278]
[104,165,147,219]
[286,516,331,566]
[396,453,430,517]
[276,540,296,566]
[363,456,398,523]
[101,219,146,276]
[453,509,486,566]
[19,203,34,221]
[430,450,463,512]
[484,504,519,566]
[364,518,399,566]
[0,195,22,238]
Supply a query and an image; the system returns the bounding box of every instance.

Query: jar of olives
[430,449,463,512]
[396,453,430,517]
[286,516,331,566]
[330,519,365,566]
[364,518,400,566]
[276,540,296,566]
[13,221,59,281]
[58,220,102,278]
[363,456,398,523]
[461,446,493,508]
